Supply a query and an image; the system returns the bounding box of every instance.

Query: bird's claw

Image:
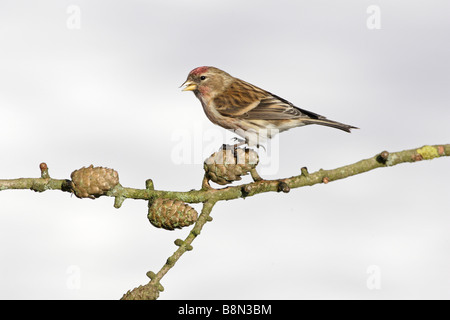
[231,137,246,146]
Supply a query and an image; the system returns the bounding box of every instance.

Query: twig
[121,200,217,300]
[4,145,447,203]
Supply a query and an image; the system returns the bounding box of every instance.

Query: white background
[0,0,449,299]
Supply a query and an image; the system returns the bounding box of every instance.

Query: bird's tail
[302,118,359,133]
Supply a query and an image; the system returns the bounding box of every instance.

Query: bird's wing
[213,79,324,120]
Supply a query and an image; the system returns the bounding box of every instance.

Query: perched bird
[181,66,357,146]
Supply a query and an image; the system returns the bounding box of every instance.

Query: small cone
[71,165,119,199]
[148,198,198,230]
[204,147,259,185]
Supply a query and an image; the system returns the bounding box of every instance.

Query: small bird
[181,66,357,146]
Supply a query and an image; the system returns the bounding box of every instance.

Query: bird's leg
[231,137,246,147]
[226,137,246,158]
[223,137,265,156]
[231,137,266,151]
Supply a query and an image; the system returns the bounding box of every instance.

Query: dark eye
[200,76,206,80]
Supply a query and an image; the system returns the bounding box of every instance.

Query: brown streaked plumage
[181,66,358,145]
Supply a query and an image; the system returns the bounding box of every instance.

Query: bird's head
[181,66,232,98]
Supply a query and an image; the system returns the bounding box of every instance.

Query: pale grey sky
[0,0,449,299]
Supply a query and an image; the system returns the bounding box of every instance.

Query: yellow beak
[180,80,197,91]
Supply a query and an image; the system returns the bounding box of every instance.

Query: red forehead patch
[189,66,209,76]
